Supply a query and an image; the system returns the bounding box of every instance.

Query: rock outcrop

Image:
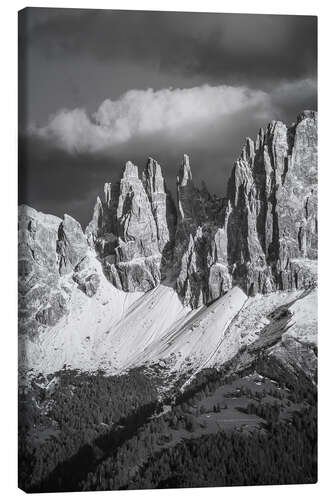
[18,205,94,337]
[86,158,176,292]
[18,206,68,336]
[72,256,100,297]
[142,157,177,262]
[57,214,88,275]
[172,154,224,308]
[170,111,317,307]
[226,110,317,295]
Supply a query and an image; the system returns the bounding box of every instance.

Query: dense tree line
[19,357,317,493]
[127,406,317,489]
[78,399,317,491]
[77,368,317,491]
[19,368,159,492]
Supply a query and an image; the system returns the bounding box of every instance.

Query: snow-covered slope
[20,249,317,382]
[20,253,143,376]
[125,287,248,375]
[96,283,193,372]
[286,289,317,343]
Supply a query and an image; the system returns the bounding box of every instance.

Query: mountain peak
[297,109,317,123]
[123,160,138,179]
[104,182,112,207]
[177,154,193,187]
[143,157,164,195]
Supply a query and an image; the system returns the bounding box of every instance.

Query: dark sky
[18,8,317,227]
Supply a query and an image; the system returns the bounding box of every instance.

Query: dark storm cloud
[22,9,317,87]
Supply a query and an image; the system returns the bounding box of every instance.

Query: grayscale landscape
[18,8,317,492]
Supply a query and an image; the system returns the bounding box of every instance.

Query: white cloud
[31,85,274,154]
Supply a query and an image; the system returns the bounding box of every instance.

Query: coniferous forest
[19,360,317,492]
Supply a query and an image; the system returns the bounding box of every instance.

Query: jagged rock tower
[86,158,177,292]
[87,110,317,307]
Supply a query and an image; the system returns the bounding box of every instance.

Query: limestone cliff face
[18,206,93,337]
[226,110,317,295]
[142,157,177,261]
[57,214,88,275]
[172,154,228,308]
[172,111,317,307]
[87,158,176,292]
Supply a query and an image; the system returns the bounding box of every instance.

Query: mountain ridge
[18,110,317,379]
[85,109,317,307]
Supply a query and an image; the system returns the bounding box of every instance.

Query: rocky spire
[143,157,165,195]
[225,111,317,294]
[85,196,103,244]
[241,137,255,163]
[84,110,317,305]
[177,154,193,187]
[57,214,88,276]
[142,157,176,256]
[123,160,139,178]
[174,111,317,306]
[176,154,205,223]
[99,161,161,291]
[104,182,112,208]
[297,109,317,123]
[255,127,265,150]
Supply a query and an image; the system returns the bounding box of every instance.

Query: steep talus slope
[126,287,248,374]
[20,252,143,377]
[20,271,317,384]
[18,110,317,381]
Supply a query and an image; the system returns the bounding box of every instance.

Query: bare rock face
[57,214,88,275]
[142,158,177,266]
[172,155,228,308]
[225,110,317,295]
[103,160,161,291]
[72,256,100,297]
[171,111,317,307]
[87,159,177,292]
[18,206,69,336]
[18,206,94,338]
